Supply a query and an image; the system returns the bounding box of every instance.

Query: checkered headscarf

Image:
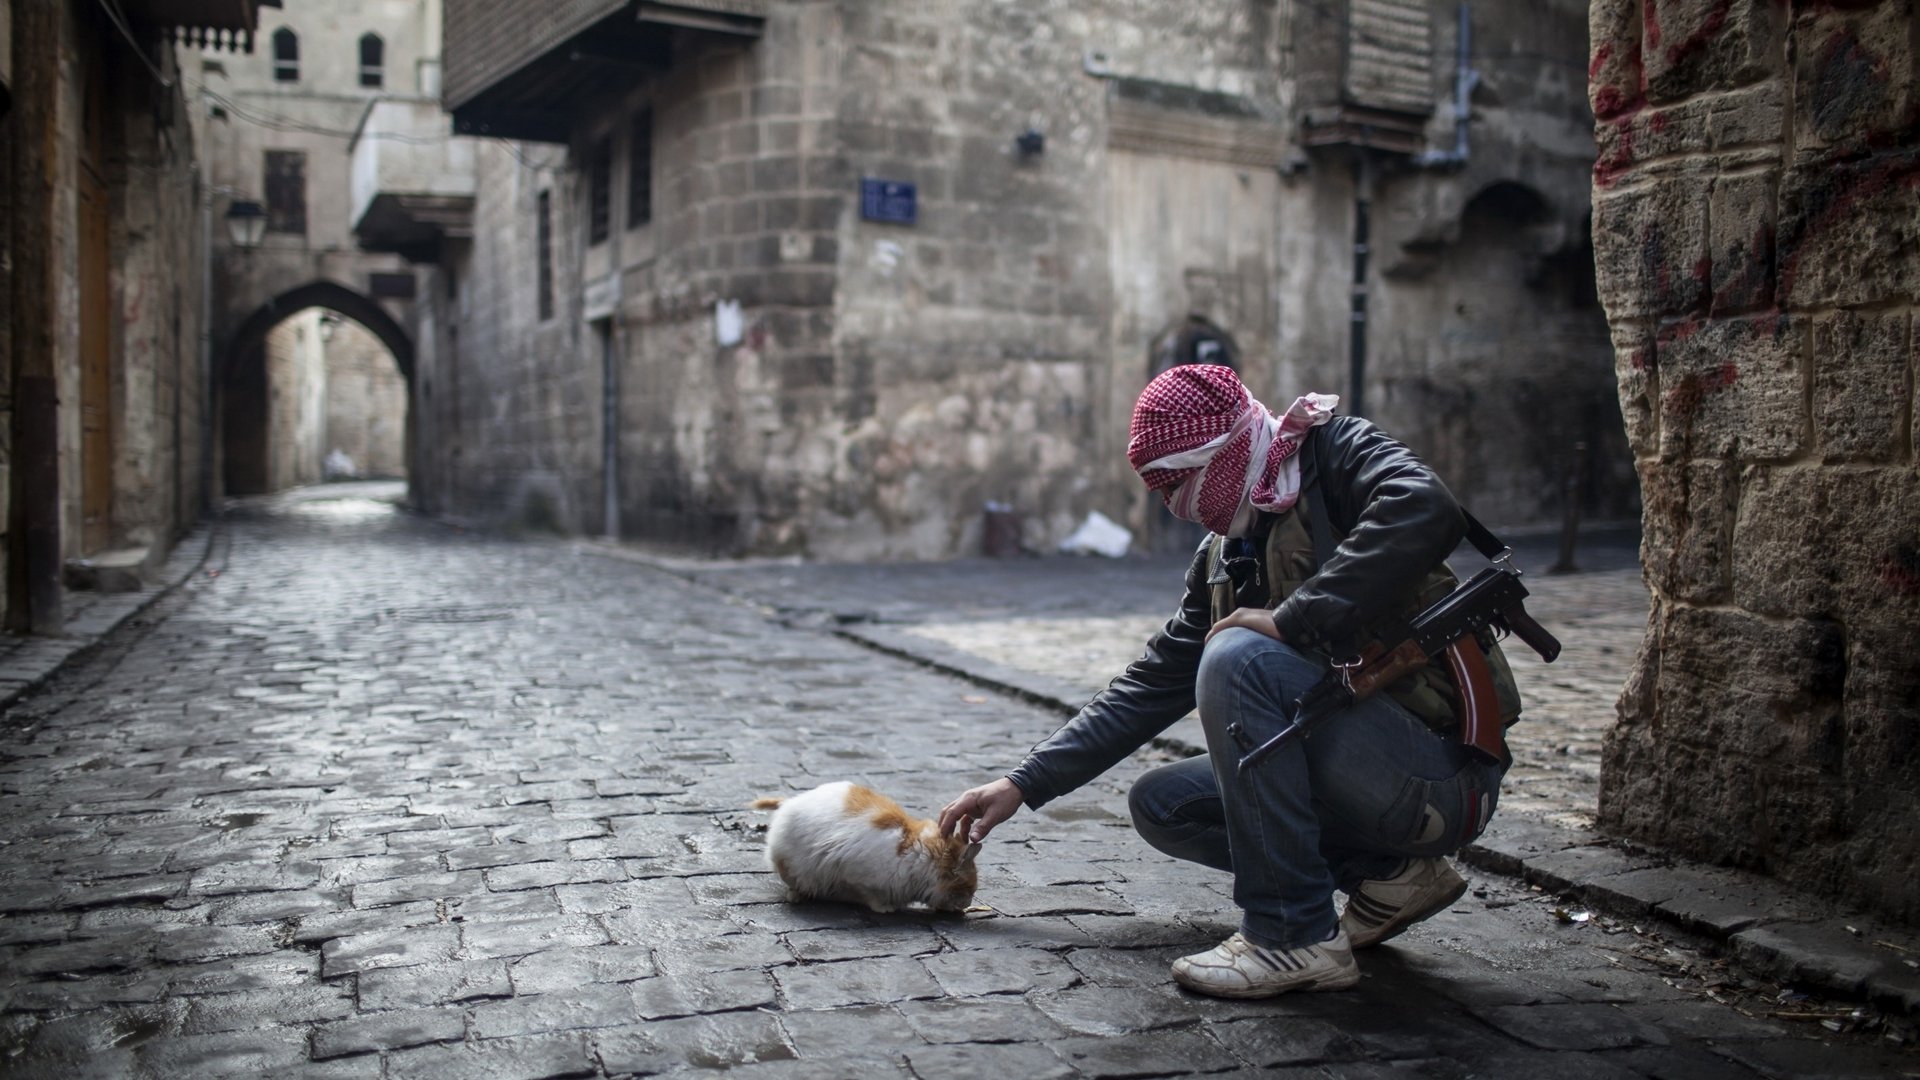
[1127,366,1338,537]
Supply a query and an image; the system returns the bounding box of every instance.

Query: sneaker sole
[1345,874,1470,949]
[1173,967,1362,999]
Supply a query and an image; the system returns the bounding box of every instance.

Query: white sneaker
[1171,929,1360,999]
[1339,857,1468,948]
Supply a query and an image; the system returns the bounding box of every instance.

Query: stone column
[1590,0,1919,920]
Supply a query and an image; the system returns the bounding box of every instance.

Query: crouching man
[941,364,1519,999]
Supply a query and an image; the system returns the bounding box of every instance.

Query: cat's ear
[961,841,982,865]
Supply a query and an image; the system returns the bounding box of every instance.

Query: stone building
[192,0,430,496]
[1592,0,1920,922]
[1,2,263,631]
[425,0,1622,558]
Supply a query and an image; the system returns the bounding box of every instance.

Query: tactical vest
[1205,499,1524,734]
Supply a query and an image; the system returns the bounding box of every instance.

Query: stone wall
[323,320,408,478]
[426,0,1620,558]
[1590,0,1920,921]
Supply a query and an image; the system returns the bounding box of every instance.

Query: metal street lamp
[224,200,268,248]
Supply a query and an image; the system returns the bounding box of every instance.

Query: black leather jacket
[1005,415,1467,808]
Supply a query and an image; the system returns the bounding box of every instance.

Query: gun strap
[1460,509,1507,563]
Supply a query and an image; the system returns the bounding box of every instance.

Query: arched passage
[220,281,415,498]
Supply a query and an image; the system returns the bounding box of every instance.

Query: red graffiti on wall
[1880,546,1920,598]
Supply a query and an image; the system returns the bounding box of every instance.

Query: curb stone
[0,522,219,713]
[583,537,1920,1017]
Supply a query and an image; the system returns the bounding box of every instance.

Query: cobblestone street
[0,488,1910,1078]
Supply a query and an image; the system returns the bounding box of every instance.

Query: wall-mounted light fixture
[224,200,268,248]
[318,313,340,343]
[1015,129,1045,157]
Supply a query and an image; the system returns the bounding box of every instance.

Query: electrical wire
[96,0,176,88]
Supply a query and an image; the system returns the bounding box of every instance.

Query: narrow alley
[0,490,1908,1078]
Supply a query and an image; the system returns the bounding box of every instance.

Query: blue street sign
[860,179,917,225]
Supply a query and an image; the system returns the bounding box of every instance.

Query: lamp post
[224,199,268,249]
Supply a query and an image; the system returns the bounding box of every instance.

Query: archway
[220,281,414,498]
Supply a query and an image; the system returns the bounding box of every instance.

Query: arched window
[359,33,385,89]
[272,27,299,82]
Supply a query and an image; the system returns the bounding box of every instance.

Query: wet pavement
[0,486,1913,1078]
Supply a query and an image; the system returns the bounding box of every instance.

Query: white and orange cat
[751,782,981,913]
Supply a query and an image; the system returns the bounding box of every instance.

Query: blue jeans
[1128,629,1504,949]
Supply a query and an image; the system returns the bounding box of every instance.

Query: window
[264,150,306,235]
[627,109,653,230]
[272,28,299,82]
[586,137,612,246]
[536,191,554,322]
[359,34,385,89]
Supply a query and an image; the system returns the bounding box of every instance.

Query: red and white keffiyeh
[1127,365,1338,537]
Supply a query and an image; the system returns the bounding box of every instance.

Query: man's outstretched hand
[940,777,1025,843]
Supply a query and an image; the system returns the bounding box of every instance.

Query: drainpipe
[1348,151,1373,418]
[602,169,624,542]
[1416,3,1477,169]
[198,166,215,517]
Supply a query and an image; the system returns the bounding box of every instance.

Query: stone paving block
[894,995,1071,1045]
[903,1040,1077,1080]
[722,902,878,936]
[784,925,944,963]
[592,1012,796,1074]
[936,914,1097,952]
[0,913,77,947]
[1063,913,1212,949]
[448,890,565,920]
[1051,1027,1244,1075]
[468,983,640,1038]
[629,969,778,1019]
[685,871,787,907]
[291,900,439,944]
[187,860,324,897]
[350,869,484,908]
[164,951,319,995]
[357,958,515,1010]
[550,876,692,916]
[774,1003,910,1057]
[1062,944,1179,989]
[207,889,353,925]
[178,983,357,1034]
[314,855,445,888]
[922,947,1082,997]
[653,931,798,974]
[149,923,280,964]
[318,924,461,978]
[443,841,576,872]
[1204,1015,1365,1066]
[772,955,944,1009]
[383,1030,597,1080]
[457,914,610,960]
[1031,985,1207,1036]
[1474,1002,1672,1051]
[506,944,656,993]
[979,884,1133,918]
[131,1026,313,1077]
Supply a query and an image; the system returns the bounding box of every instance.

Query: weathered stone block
[1592,177,1711,320]
[1642,0,1782,104]
[1708,170,1776,315]
[1814,310,1910,462]
[1589,0,1646,121]
[1638,457,1733,603]
[1656,314,1805,461]
[1613,323,1660,458]
[1792,2,1918,162]
[1733,465,1920,620]
[1779,150,1920,310]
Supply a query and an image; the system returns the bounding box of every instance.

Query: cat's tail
[748,797,784,810]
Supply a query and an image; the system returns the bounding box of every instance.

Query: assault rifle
[1230,560,1561,773]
